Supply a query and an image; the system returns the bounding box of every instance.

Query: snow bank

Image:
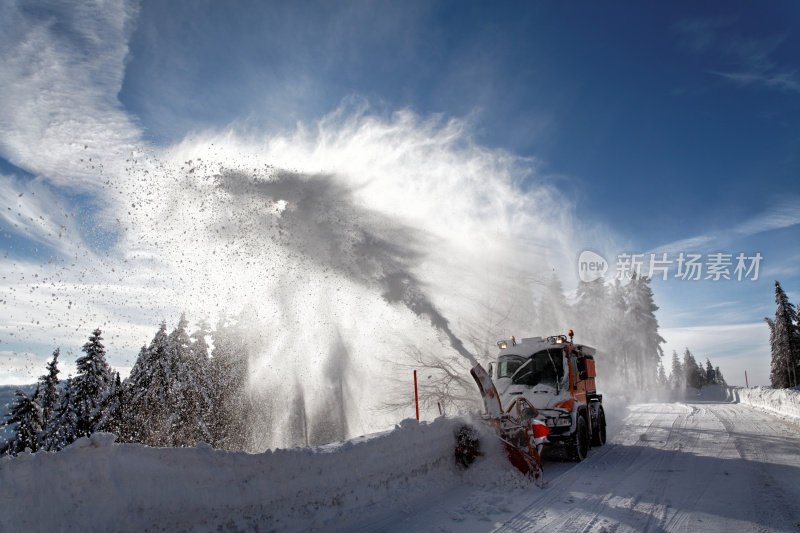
[735,386,800,422]
[0,416,529,532]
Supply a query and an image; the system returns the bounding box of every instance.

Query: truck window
[504,349,564,387]
[497,355,526,379]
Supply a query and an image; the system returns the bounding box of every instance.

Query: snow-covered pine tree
[39,348,61,429]
[657,358,668,386]
[95,373,126,439]
[186,319,213,445]
[607,279,630,383]
[121,344,152,443]
[164,314,213,447]
[575,279,609,341]
[767,281,800,388]
[670,350,684,389]
[765,317,778,386]
[624,274,665,387]
[127,322,171,446]
[1,387,43,455]
[715,366,726,386]
[208,312,252,450]
[165,315,192,446]
[41,377,79,451]
[705,358,716,385]
[682,348,705,389]
[73,328,115,438]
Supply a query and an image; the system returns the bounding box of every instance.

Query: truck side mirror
[488,362,494,377]
[579,370,588,380]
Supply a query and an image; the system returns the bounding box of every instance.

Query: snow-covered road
[492,401,800,533]
[2,394,799,532]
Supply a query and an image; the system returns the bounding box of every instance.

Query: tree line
[666,348,726,389]
[534,273,667,387]
[1,312,257,456]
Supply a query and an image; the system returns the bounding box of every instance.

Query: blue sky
[1,0,798,387]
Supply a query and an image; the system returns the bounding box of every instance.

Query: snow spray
[118,108,573,449]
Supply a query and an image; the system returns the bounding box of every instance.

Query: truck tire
[591,407,606,447]
[568,415,589,461]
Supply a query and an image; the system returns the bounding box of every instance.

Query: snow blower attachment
[457,363,545,480]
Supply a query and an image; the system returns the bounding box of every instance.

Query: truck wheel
[568,416,589,461]
[591,408,607,447]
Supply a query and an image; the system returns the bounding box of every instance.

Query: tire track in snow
[710,404,800,533]
[493,402,798,533]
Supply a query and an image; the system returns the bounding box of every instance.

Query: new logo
[578,250,608,282]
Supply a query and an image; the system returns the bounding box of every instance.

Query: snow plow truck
[456,331,606,479]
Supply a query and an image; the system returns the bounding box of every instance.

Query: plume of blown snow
[114,104,581,448]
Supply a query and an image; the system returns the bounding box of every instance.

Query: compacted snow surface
[1,386,799,532]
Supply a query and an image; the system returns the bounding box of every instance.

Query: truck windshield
[498,349,564,387]
[497,355,526,379]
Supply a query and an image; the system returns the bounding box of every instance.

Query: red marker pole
[414,370,420,420]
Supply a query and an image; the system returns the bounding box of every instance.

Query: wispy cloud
[710,34,800,93]
[648,234,717,255]
[674,17,800,93]
[0,174,82,258]
[650,197,800,255]
[0,0,142,187]
[710,69,800,93]
[733,197,800,236]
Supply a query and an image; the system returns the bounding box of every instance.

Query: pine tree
[715,366,726,386]
[705,358,716,385]
[670,350,684,389]
[625,274,665,386]
[41,377,79,451]
[765,317,778,386]
[39,348,61,429]
[657,357,668,386]
[73,329,115,438]
[126,322,171,446]
[767,281,800,388]
[122,344,153,444]
[208,311,253,450]
[95,373,126,439]
[607,279,630,382]
[1,387,44,455]
[574,279,609,344]
[166,314,213,446]
[683,348,705,389]
[186,319,213,444]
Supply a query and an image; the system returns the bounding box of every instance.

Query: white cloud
[0,173,88,258]
[0,0,141,188]
[648,234,717,255]
[649,196,800,257]
[0,350,54,385]
[733,197,800,236]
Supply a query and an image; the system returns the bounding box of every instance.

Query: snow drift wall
[0,415,526,532]
[736,386,800,422]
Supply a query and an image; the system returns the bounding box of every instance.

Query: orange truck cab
[491,331,606,461]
